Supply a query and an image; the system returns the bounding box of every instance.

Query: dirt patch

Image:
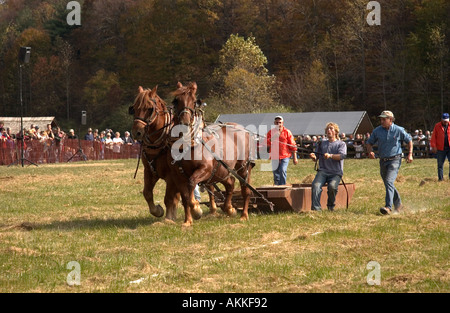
[0,222,34,232]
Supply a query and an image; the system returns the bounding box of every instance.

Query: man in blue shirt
[366,111,413,215]
[309,122,347,211]
[84,128,94,141]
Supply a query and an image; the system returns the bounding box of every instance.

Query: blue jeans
[311,170,342,211]
[194,185,201,201]
[436,149,450,181]
[379,158,402,209]
[272,158,290,185]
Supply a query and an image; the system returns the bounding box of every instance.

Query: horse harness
[132,97,173,179]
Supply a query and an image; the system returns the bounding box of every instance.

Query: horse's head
[130,86,164,141]
[172,82,198,126]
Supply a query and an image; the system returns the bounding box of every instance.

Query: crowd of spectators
[0,119,438,165]
[295,129,434,159]
[0,121,140,165]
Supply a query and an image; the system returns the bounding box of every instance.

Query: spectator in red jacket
[430,113,450,181]
[266,116,298,185]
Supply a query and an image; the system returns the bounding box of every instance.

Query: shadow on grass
[32,216,164,231]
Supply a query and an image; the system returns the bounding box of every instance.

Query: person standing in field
[430,113,450,181]
[366,111,413,215]
[266,116,298,185]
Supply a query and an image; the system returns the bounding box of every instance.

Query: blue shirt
[315,139,347,176]
[84,133,94,141]
[366,123,411,158]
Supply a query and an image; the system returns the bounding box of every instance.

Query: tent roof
[214,111,373,137]
[0,117,57,134]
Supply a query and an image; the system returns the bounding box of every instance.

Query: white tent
[0,117,57,134]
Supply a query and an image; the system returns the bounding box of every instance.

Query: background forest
[0,0,449,133]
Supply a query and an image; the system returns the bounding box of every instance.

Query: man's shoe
[380,207,392,215]
[394,204,403,213]
[327,206,334,211]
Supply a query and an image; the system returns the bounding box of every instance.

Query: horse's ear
[151,85,158,95]
[191,82,197,93]
[138,86,144,93]
[177,82,183,88]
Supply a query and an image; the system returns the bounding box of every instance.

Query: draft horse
[170,82,256,224]
[130,86,203,222]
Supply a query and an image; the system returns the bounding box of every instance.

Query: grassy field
[0,158,449,293]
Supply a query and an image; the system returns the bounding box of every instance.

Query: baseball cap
[274,115,283,121]
[378,110,394,119]
[442,113,449,121]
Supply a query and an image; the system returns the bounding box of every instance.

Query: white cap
[274,115,283,121]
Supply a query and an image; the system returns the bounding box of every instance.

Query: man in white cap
[366,110,413,215]
[266,115,298,185]
[430,113,450,181]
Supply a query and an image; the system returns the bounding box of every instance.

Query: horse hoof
[150,204,164,218]
[182,221,193,227]
[224,207,237,217]
[208,210,219,217]
[239,215,249,221]
[192,207,203,220]
[163,218,176,225]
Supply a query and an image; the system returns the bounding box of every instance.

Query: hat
[442,113,449,121]
[274,115,283,121]
[378,110,394,119]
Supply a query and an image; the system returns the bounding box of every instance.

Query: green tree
[211,34,280,113]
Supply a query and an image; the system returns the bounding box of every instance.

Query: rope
[133,143,143,179]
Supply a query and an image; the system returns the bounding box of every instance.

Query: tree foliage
[211,34,280,113]
[0,0,449,133]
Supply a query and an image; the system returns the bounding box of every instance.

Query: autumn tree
[82,69,123,127]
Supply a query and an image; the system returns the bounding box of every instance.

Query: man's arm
[366,143,375,159]
[406,140,413,163]
[287,130,298,165]
[324,142,347,161]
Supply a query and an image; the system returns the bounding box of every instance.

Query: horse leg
[143,166,164,218]
[180,186,195,227]
[189,179,203,220]
[239,162,253,221]
[207,185,219,216]
[222,176,237,217]
[164,180,179,221]
[239,183,251,221]
[188,168,217,221]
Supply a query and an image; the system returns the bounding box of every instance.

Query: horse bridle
[172,98,196,125]
[130,97,159,127]
[130,98,172,149]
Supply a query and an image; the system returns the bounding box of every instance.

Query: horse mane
[133,88,166,111]
[172,82,197,98]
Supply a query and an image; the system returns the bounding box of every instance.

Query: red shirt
[266,126,297,160]
[430,122,450,151]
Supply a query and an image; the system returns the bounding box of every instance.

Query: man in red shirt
[430,113,450,181]
[266,116,298,185]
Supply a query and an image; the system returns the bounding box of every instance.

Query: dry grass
[0,158,449,293]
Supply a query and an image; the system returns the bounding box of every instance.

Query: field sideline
[0,158,449,293]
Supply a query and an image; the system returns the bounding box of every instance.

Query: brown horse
[130,86,203,222]
[170,82,256,225]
